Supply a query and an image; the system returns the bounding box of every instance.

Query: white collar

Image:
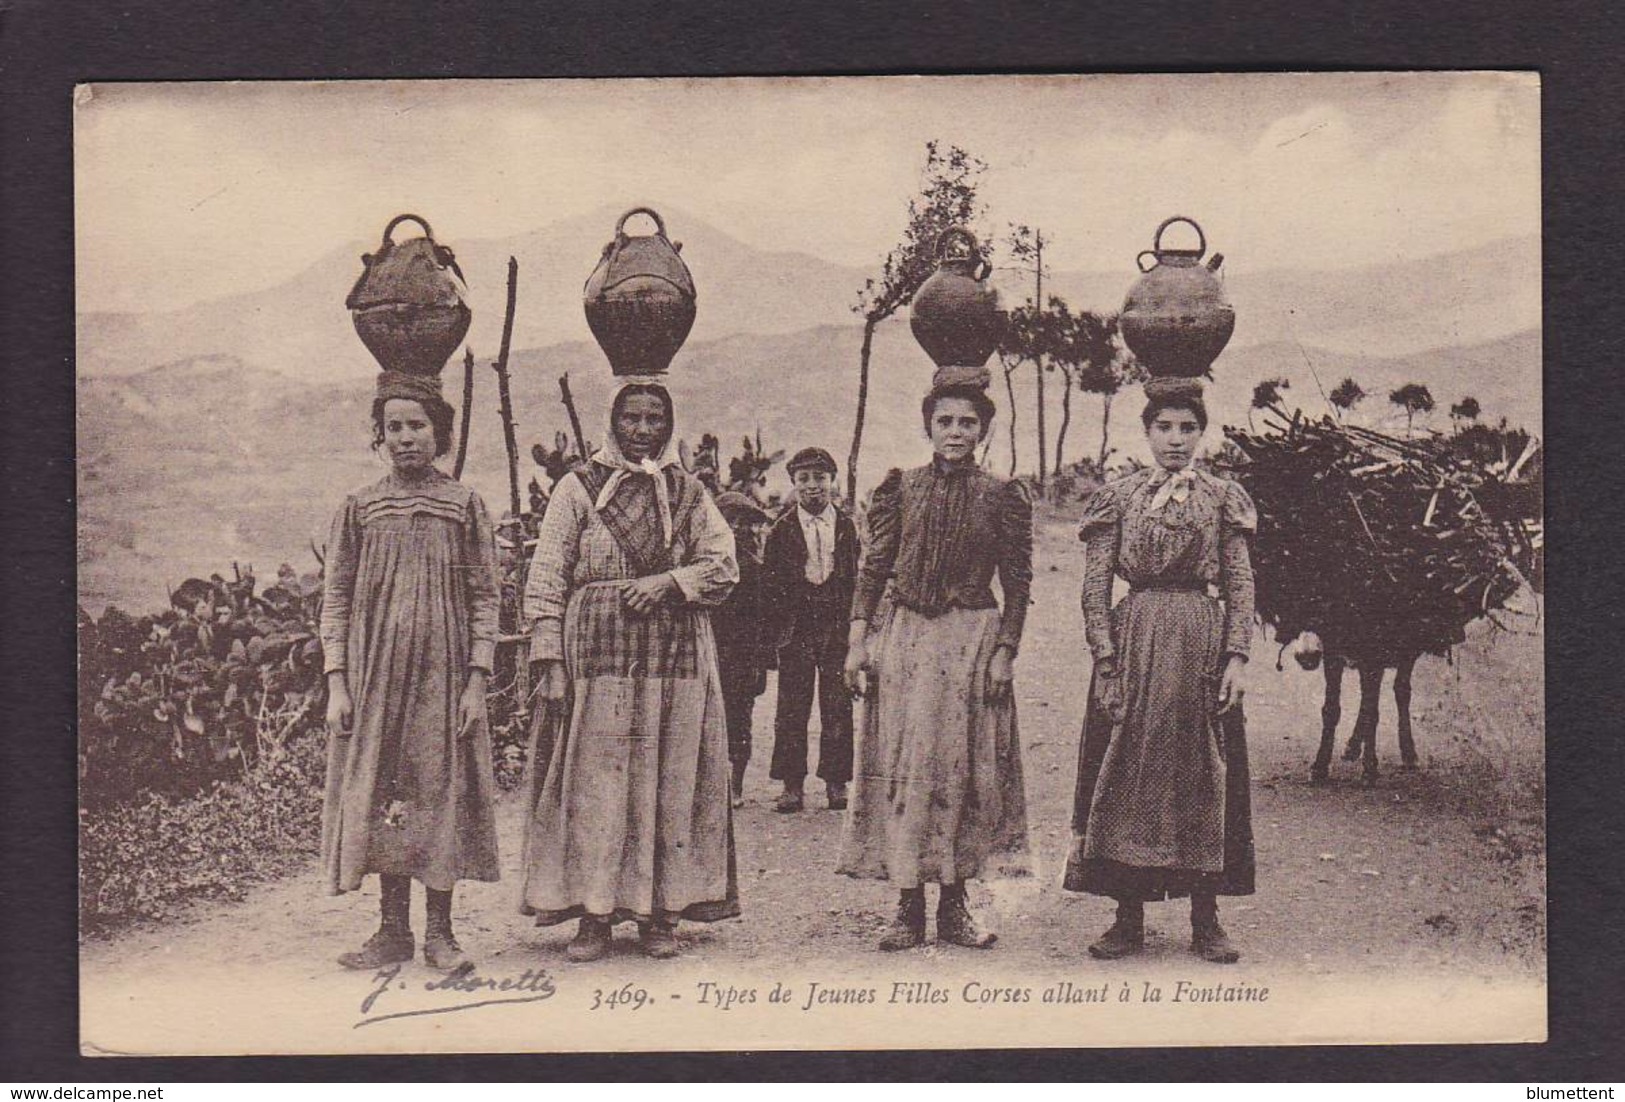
[797,504,832,526]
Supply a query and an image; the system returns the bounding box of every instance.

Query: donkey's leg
[1394,652,1419,769]
[1311,656,1344,784]
[1342,664,1364,762]
[1353,666,1386,784]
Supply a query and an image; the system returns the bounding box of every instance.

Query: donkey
[1288,631,1422,785]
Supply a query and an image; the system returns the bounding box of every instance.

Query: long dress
[518,451,740,925]
[838,460,1033,887]
[318,468,503,895]
[1063,466,1258,900]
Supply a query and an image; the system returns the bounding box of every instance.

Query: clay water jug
[583,207,697,376]
[910,227,1005,369]
[345,214,472,375]
[1119,216,1234,378]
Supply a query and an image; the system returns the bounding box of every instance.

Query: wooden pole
[453,346,475,480]
[559,372,588,459]
[491,257,522,519]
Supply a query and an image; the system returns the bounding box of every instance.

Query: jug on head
[1119,216,1234,378]
[346,214,472,376]
[910,227,1005,372]
[583,207,697,377]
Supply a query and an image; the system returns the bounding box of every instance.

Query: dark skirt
[1062,665,1255,900]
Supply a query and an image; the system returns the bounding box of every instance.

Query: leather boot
[423,887,471,972]
[878,889,926,951]
[339,874,414,969]
[1191,894,1240,964]
[639,917,680,960]
[1087,900,1145,960]
[566,916,613,963]
[936,882,996,948]
[825,781,848,811]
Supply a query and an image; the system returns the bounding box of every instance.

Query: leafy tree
[1330,377,1367,419]
[1252,377,1291,410]
[848,142,987,501]
[1249,377,1290,429]
[1048,301,1117,475]
[993,342,1023,476]
[1389,382,1436,437]
[1077,322,1145,470]
[1450,395,1482,424]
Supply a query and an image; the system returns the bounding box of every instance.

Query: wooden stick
[491,257,522,519]
[559,372,588,459]
[453,346,475,480]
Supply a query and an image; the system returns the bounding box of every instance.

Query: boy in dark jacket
[712,491,771,807]
[762,448,858,812]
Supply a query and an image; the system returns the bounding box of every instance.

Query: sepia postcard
[74,73,1544,1055]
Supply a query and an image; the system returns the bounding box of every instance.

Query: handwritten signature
[355,963,558,1028]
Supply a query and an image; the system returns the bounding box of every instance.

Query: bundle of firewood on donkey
[1218,401,1540,783]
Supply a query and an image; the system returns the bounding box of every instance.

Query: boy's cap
[787,447,838,476]
[715,491,770,525]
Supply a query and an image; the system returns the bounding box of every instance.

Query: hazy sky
[75,73,1538,314]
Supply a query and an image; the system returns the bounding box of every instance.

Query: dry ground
[79,511,1545,1054]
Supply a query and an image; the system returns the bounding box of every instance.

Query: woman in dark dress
[841,378,1033,951]
[1063,376,1257,964]
[320,372,503,972]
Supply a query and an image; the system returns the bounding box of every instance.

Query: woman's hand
[622,573,678,615]
[985,644,1015,701]
[530,659,567,705]
[326,672,353,740]
[1093,655,1125,724]
[844,622,871,698]
[1217,654,1248,714]
[458,669,489,741]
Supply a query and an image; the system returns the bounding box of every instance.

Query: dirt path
[80,514,1545,1054]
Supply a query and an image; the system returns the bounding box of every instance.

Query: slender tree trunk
[848,317,878,504]
[1036,358,1048,485]
[1032,230,1047,486]
[1054,368,1073,476]
[1004,361,1019,477]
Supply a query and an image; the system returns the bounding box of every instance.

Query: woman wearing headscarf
[520,381,739,961]
[840,373,1033,951]
[1063,376,1258,964]
[320,370,502,973]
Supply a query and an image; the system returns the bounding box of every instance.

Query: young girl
[320,372,502,972]
[1063,376,1258,963]
[841,376,1033,951]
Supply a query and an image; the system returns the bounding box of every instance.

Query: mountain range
[78,203,1540,381]
[76,205,1541,613]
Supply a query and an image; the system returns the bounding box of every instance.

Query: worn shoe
[826,782,848,811]
[639,920,680,960]
[1087,918,1145,960]
[773,789,805,813]
[936,895,997,949]
[424,930,472,972]
[878,894,927,952]
[1192,921,1241,964]
[565,917,613,963]
[338,927,415,970]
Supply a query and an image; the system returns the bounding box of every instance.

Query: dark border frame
[5,0,1622,1082]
